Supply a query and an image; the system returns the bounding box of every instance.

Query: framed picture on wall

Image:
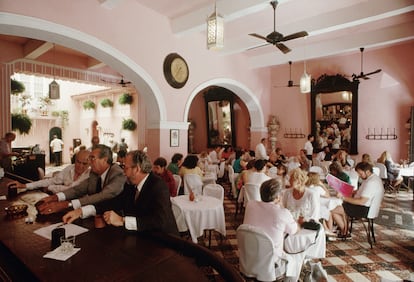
[170,129,179,147]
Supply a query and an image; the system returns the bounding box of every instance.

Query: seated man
[11,150,91,194]
[332,161,384,238]
[63,150,179,236]
[243,178,301,279]
[36,144,125,215]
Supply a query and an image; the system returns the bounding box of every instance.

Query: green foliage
[118,93,133,105]
[122,118,137,131]
[11,79,25,95]
[100,98,114,108]
[12,113,32,134]
[83,100,96,110]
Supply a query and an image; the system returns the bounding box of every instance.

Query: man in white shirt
[50,135,64,166]
[208,146,222,164]
[304,134,314,161]
[255,138,269,160]
[11,150,91,193]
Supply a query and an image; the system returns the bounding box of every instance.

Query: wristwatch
[67,202,73,208]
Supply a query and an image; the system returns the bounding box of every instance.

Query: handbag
[301,220,321,231]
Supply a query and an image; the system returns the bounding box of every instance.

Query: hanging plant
[52,110,69,128]
[122,118,137,131]
[12,113,32,135]
[118,93,133,105]
[100,98,114,108]
[83,100,96,110]
[11,79,25,95]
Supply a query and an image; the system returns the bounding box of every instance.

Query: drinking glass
[60,236,76,253]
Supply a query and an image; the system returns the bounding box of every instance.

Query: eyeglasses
[88,155,97,161]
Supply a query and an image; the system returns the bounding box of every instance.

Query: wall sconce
[207,1,224,50]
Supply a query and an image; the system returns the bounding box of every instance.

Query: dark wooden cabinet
[12,154,45,181]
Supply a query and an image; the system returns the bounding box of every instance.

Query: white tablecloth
[283,227,326,279]
[171,195,226,243]
[397,167,414,177]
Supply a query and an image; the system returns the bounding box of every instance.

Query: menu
[326,173,354,197]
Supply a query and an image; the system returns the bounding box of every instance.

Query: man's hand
[37,201,69,215]
[9,181,26,189]
[103,210,124,227]
[62,208,82,224]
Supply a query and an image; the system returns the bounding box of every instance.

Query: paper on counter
[34,222,88,240]
[0,195,6,200]
[43,246,81,261]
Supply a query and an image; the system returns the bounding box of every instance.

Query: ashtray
[5,204,28,217]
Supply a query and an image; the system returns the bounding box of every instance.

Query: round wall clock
[163,53,189,89]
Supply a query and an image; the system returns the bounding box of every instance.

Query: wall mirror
[204,87,235,148]
[311,74,359,155]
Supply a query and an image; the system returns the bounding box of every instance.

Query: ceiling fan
[274,61,299,88]
[249,0,308,54]
[352,47,382,80]
[101,77,132,87]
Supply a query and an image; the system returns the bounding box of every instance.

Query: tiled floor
[197,182,414,282]
[46,165,414,281]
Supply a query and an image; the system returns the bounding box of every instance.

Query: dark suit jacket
[97,172,179,236]
[63,164,125,206]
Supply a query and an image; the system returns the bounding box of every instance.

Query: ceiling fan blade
[282,31,308,42]
[363,69,382,76]
[249,33,268,42]
[275,43,291,54]
[247,42,270,51]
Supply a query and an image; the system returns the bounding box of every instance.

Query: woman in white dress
[282,168,320,224]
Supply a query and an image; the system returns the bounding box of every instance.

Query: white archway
[184,78,265,130]
[0,12,166,127]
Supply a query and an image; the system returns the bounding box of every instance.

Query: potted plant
[118,93,133,105]
[83,100,96,110]
[100,98,114,108]
[52,110,69,128]
[12,113,32,134]
[11,79,25,95]
[39,96,53,115]
[122,118,137,131]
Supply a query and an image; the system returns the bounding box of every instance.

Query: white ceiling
[132,0,414,68]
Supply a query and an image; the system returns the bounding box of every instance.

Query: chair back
[218,161,225,179]
[367,178,385,219]
[227,165,238,197]
[372,166,380,176]
[237,224,282,282]
[171,200,188,232]
[172,174,181,196]
[206,164,218,176]
[374,163,388,180]
[243,183,261,206]
[203,184,224,202]
[183,174,203,195]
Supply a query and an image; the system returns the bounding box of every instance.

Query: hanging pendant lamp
[207,1,224,50]
[300,37,311,93]
[49,43,60,99]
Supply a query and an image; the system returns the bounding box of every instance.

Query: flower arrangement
[100,98,114,108]
[83,100,96,110]
[122,118,137,131]
[118,93,133,105]
[12,113,32,134]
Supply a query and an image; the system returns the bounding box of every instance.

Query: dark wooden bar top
[0,177,243,282]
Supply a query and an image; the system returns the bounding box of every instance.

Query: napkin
[43,246,81,261]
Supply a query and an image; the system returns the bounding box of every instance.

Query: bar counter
[0,177,243,281]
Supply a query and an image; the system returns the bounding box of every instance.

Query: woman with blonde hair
[377,150,403,188]
[282,168,320,224]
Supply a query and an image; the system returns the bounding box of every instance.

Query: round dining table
[171,195,226,243]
